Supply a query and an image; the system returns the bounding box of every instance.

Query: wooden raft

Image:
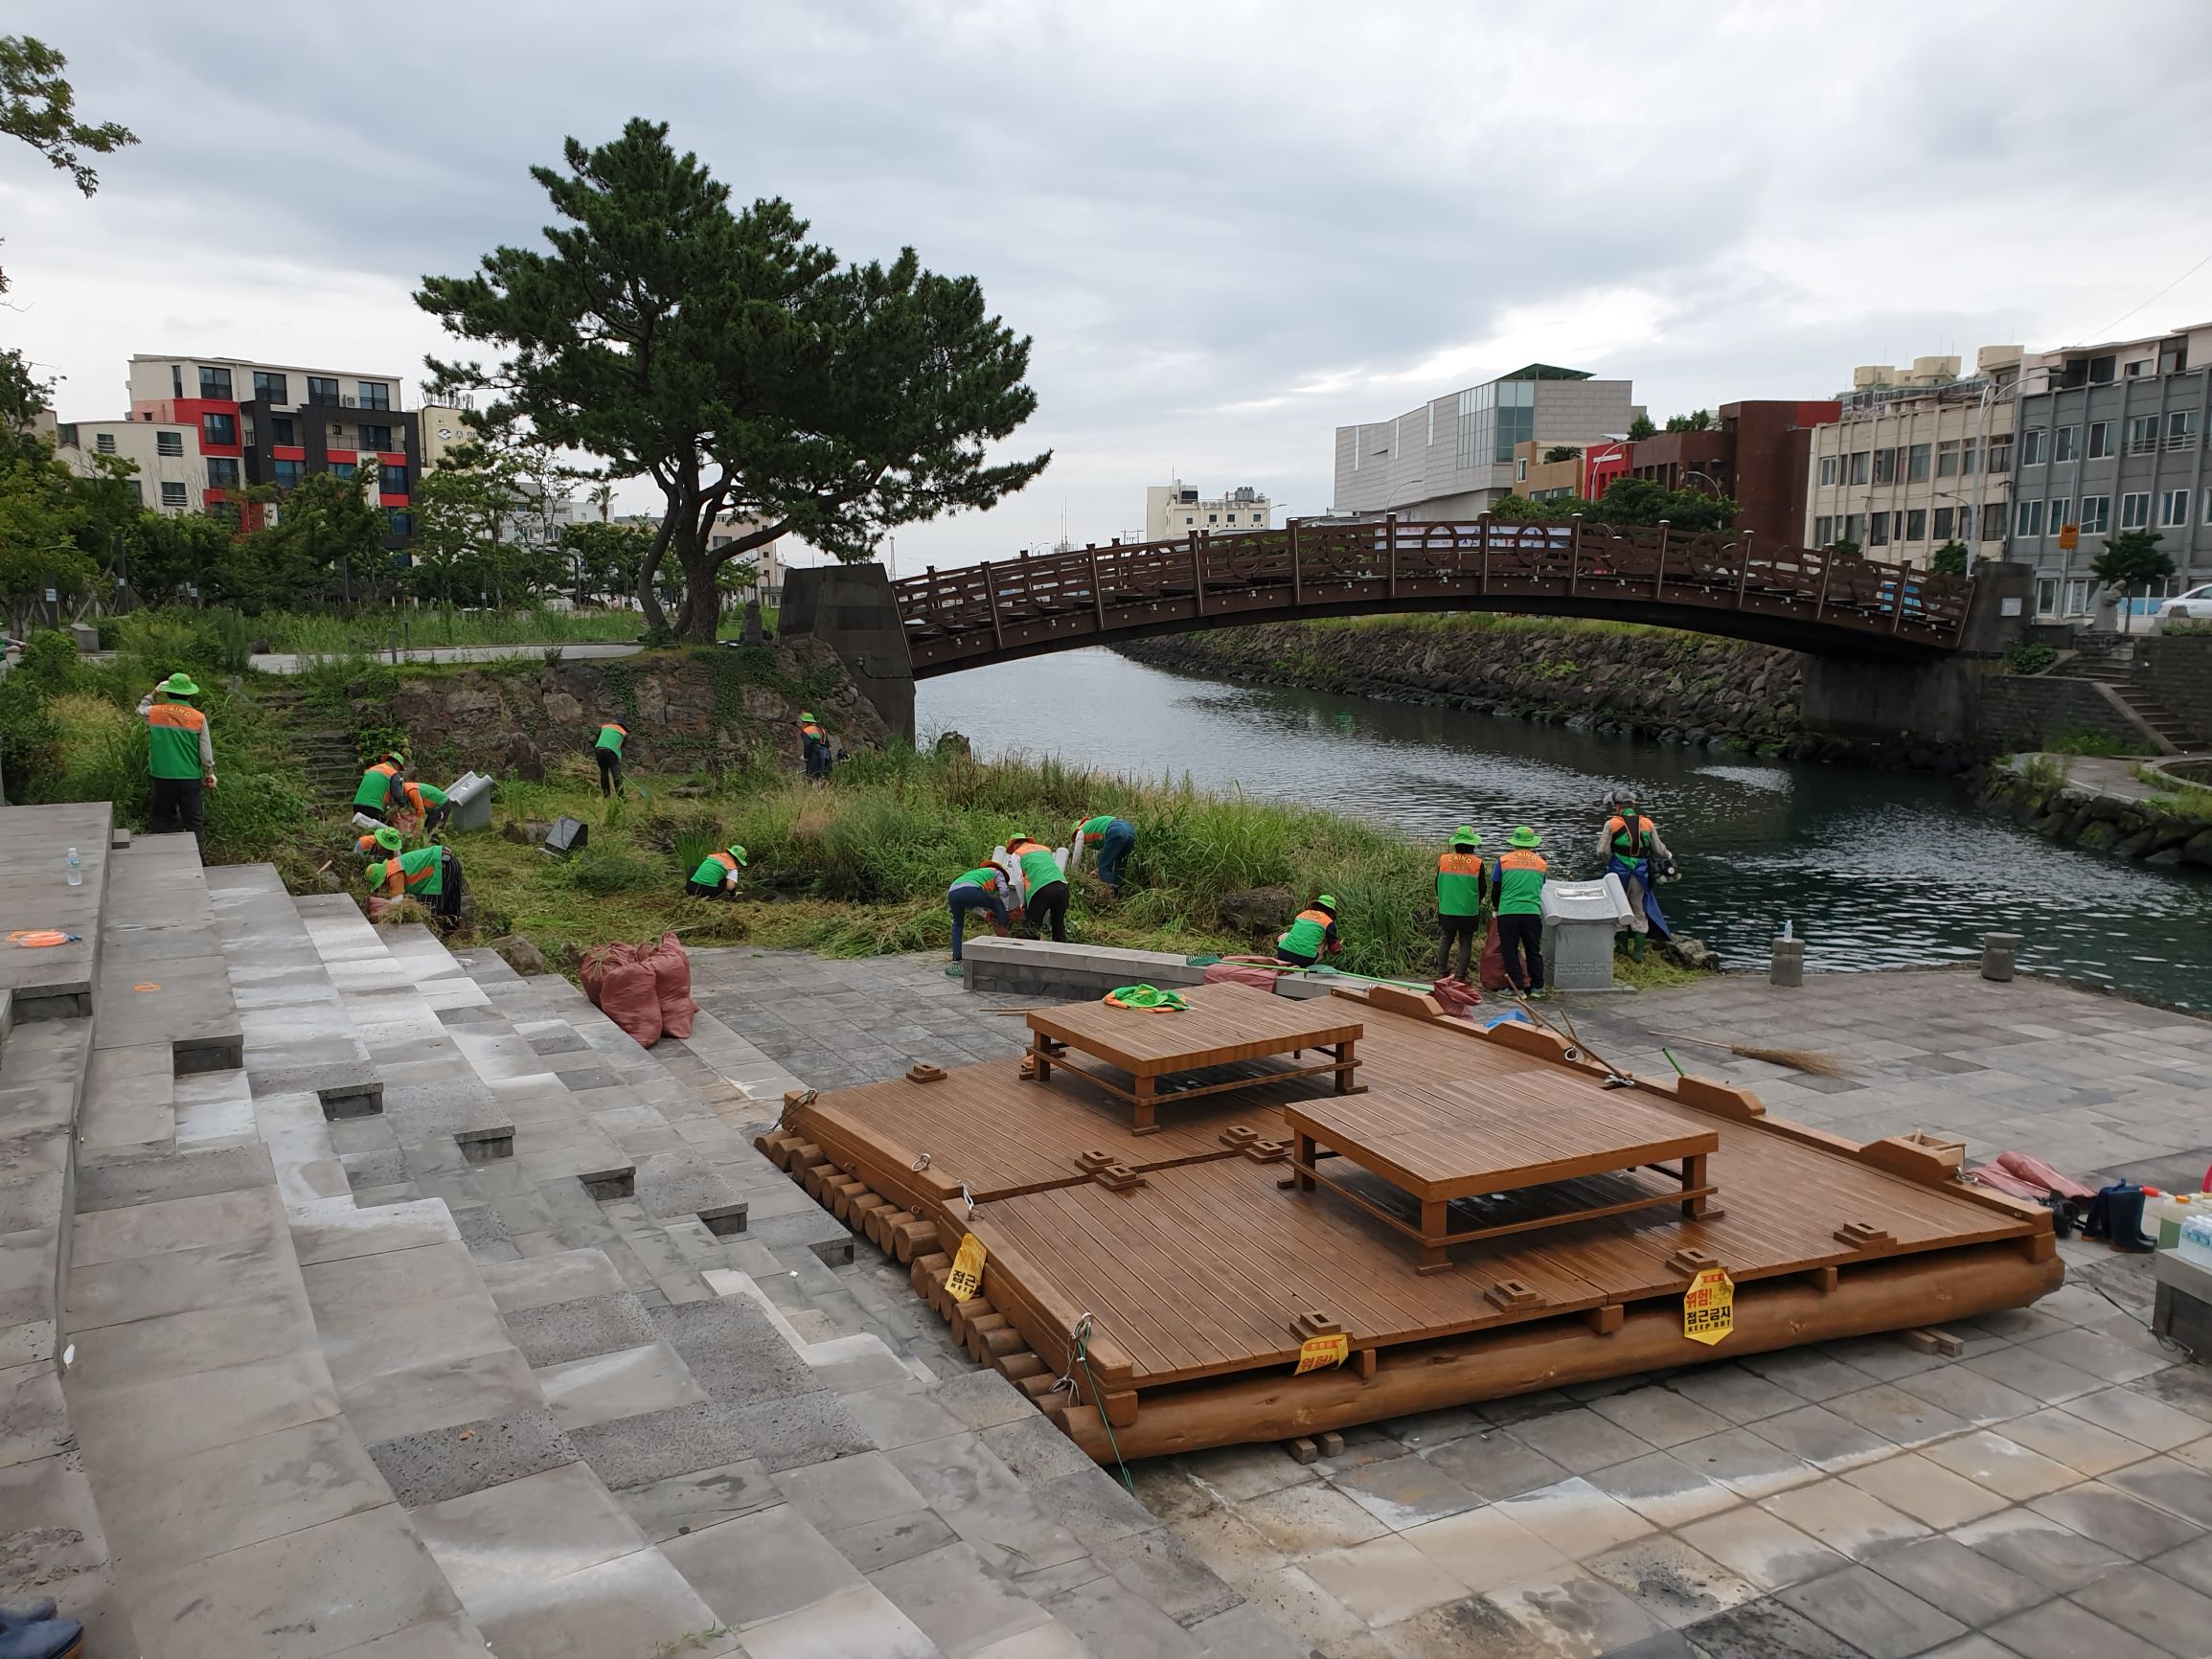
[761,989,2060,1459]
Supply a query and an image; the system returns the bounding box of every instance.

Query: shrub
[0,673,63,800]
[2018,754,2071,789]
[2046,730,2139,757]
[16,630,79,692]
[2004,642,2059,675]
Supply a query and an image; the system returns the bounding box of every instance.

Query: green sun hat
[1450,824,1481,848]
[1508,826,1542,849]
[374,826,405,852]
[799,711,816,721]
[160,671,199,696]
[1315,894,1338,910]
[728,844,748,866]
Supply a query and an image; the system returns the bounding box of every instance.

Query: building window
[385,509,411,537]
[2017,499,2045,537]
[1848,450,1870,485]
[2020,428,2047,466]
[2127,415,2160,456]
[1933,506,1955,540]
[156,430,183,456]
[2161,489,2190,528]
[253,371,288,403]
[331,462,356,480]
[272,459,305,488]
[2049,497,2071,532]
[205,457,240,490]
[171,365,182,398]
[1960,440,1980,476]
[2121,491,2152,530]
[357,381,391,410]
[2079,495,2110,534]
[202,412,237,447]
[1814,515,1835,545]
[1843,512,1866,544]
[2088,355,2117,384]
[1979,503,2006,541]
[1817,456,1837,487]
[1907,443,1930,482]
[1207,512,1217,522]
[2170,410,2199,450]
[2054,425,2080,463]
[1869,511,1890,546]
[358,423,395,452]
[197,365,233,399]
[1183,515,1193,525]
[1904,508,1927,541]
[308,376,340,405]
[159,481,188,507]
[1936,441,1960,478]
[1871,448,1896,485]
[1516,458,1528,482]
[94,431,116,453]
[2087,420,2114,459]
[1986,436,2012,473]
[2036,577,2059,617]
[268,416,295,447]
[379,463,407,493]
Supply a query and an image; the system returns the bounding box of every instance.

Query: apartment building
[1143,481,1272,541]
[1332,364,1638,519]
[1509,441,1590,502]
[1802,349,2021,566]
[2007,325,2212,620]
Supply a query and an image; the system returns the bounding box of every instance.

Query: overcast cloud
[7,0,2212,568]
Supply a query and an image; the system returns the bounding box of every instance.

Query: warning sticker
[1293,1333,1350,1375]
[945,1233,987,1303]
[1682,1265,1735,1347]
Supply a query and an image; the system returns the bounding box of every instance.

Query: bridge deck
[894,516,1975,673]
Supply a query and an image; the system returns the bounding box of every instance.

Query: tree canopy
[1928,539,1970,576]
[0,34,136,294]
[418,119,1049,641]
[1494,477,1740,534]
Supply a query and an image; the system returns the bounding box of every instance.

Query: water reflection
[918,648,2212,1010]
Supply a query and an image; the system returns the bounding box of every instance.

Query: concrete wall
[778,561,916,742]
[2140,634,2212,746]
[1800,654,2157,755]
[1974,676,2152,752]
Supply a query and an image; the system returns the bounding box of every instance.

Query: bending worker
[394,777,451,837]
[1598,789,1676,960]
[1276,895,1342,968]
[946,863,1012,962]
[139,671,216,857]
[1067,813,1136,894]
[364,826,466,929]
[1491,827,1548,997]
[1001,833,1071,943]
[686,843,748,898]
[353,751,405,821]
[594,718,627,799]
[1434,825,1487,982]
[799,711,831,782]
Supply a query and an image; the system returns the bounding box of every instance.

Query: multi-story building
[1802,349,2021,567]
[2007,325,2212,621]
[1143,481,1272,542]
[707,515,787,605]
[1332,364,1637,519]
[1509,441,1593,502]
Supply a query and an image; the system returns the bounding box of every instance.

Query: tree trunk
[677,534,721,644]
[635,513,673,635]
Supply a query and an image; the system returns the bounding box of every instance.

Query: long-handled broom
[1647,1028,1848,1078]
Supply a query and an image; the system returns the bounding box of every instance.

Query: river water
[916,647,2212,1012]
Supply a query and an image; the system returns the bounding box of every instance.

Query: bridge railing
[893,516,1974,671]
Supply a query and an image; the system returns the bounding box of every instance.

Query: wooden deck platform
[767,989,2062,1461]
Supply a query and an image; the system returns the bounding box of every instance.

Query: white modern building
[1144,481,1272,542]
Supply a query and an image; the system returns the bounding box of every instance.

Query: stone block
[72,1142,275,1214]
[697,1200,748,1236]
[578,1164,636,1200]
[810,1235,856,1267]
[502,1290,662,1370]
[367,1406,580,1509]
[318,1080,384,1120]
[454,1125,516,1164]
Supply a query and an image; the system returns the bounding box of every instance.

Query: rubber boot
[0,1619,83,1659]
[0,1605,57,1633]
[2107,1187,2155,1253]
[1629,934,1646,963]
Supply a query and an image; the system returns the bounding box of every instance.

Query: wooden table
[1284,1086,1721,1273]
[1026,982,1363,1134]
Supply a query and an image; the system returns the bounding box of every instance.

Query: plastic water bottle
[65,848,80,888]
[1782,919,1793,942]
[2181,1213,2212,1267]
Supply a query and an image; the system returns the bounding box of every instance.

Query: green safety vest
[373,845,445,898]
[353,761,399,808]
[691,851,739,886]
[1076,816,1116,843]
[1016,847,1062,893]
[1495,851,1547,916]
[1436,852,1487,919]
[1279,907,1334,958]
[951,867,998,892]
[409,781,449,807]
[146,702,206,781]
[1608,815,1652,858]
[595,723,627,753]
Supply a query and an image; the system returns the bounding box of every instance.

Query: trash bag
[1431,977,1483,1014]
[645,931,696,1039]
[1478,916,1510,992]
[580,941,630,1008]
[1203,962,1277,990]
[598,954,664,1048]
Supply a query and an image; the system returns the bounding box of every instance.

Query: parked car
[2155,583,2212,622]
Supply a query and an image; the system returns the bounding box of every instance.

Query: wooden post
[1385,513,1398,599]
[1289,519,1302,608]
[1813,547,1834,620]
[1088,547,1106,630]
[1653,520,1670,598]
[1191,532,1204,618]
[1479,514,1492,594]
[1568,515,1582,596]
[1735,532,1754,609]
[984,559,1005,650]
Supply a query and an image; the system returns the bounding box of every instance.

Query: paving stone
[2068,1386,2212,1454]
[871,1538,1058,1653]
[1585,1449,1742,1529]
[932,1365,1042,1430]
[840,1380,968,1451]
[1425,1429,1572,1501]
[1176,1443,1321,1503]
[1043,1572,1207,1658]
[1672,1425,1820,1499]
[1865,1531,2053,1627]
[1760,1476,1931,1559]
[1776,1564,1970,1658]
[468,1544,739,1659]
[733,1581,934,1659]
[1680,1597,1872,1659]
[2031,1481,2205,1560]
[536,1339,709,1431]
[411,1460,647,1607]
[337,1347,545,1445]
[1750,1403,1894,1471]
[500,1288,663,1369]
[1667,1363,1803,1425]
[1676,1505,1846,1591]
[1234,1476,1390,1555]
[772,1448,930,1533]
[66,1347,339,1471]
[981,1413,1104,1484]
[2063,1561,2212,1654]
[367,1408,578,1508]
[1400,1505,1570,1595]
[1840,1451,2012,1530]
[1987,1596,2177,1659]
[72,1141,275,1213]
[1182,1601,1315,1659]
[657,1501,863,1627]
[824,1508,962,1575]
[1587,1384,1732,1449]
[1585,1533,1761,1629]
[1507,1405,1655,1474]
[1952,1505,2133,1593]
[1028,1466,1162,1550]
[2000,1404,2160,1477]
[650,1293,821,1402]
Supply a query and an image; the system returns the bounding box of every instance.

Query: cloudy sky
[9,1,2212,570]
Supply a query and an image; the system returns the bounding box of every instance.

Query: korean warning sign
[1682,1264,1735,1347]
[1293,1333,1350,1375]
[945,1233,986,1302]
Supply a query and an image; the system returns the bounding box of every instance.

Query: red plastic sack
[1994,1150,2094,1201]
[645,931,696,1039]
[1431,977,1483,1014]
[1204,962,1278,990]
[598,957,664,1048]
[580,942,631,1008]
[1478,916,1510,992]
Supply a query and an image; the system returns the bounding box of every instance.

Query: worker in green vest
[138,671,216,858]
[1000,834,1070,942]
[686,844,748,898]
[394,778,452,837]
[1434,826,1487,982]
[1276,896,1341,968]
[1067,814,1136,894]
[1490,827,1548,997]
[946,864,1012,961]
[594,719,627,798]
[365,825,465,928]
[799,711,831,782]
[353,751,405,821]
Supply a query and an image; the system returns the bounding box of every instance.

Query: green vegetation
[2004,641,2059,675]
[2018,754,2072,790]
[1492,476,1740,534]
[1929,540,1971,577]
[2044,730,2142,757]
[2093,529,2175,633]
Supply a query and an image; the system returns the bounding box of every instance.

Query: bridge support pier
[1800,560,2033,752]
[779,561,916,744]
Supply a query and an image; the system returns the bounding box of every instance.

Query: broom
[1648,1028,1848,1078]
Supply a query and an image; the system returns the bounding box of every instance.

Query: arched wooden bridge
[893,517,1976,676]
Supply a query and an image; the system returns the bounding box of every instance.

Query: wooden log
[949,1297,992,1342]
[962,1309,1010,1354]
[978,1325,1026,1365]
[911,1252,950,1297]
[894,1219,940,1264]
[997,1353,1049,1381]
[1057,1243,2062,1464]
[827,1177,866,1221]
[1017,1373,1063,1400]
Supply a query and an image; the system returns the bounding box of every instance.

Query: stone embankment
[1120,622,1857,759]
[1974,756,2212,867]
